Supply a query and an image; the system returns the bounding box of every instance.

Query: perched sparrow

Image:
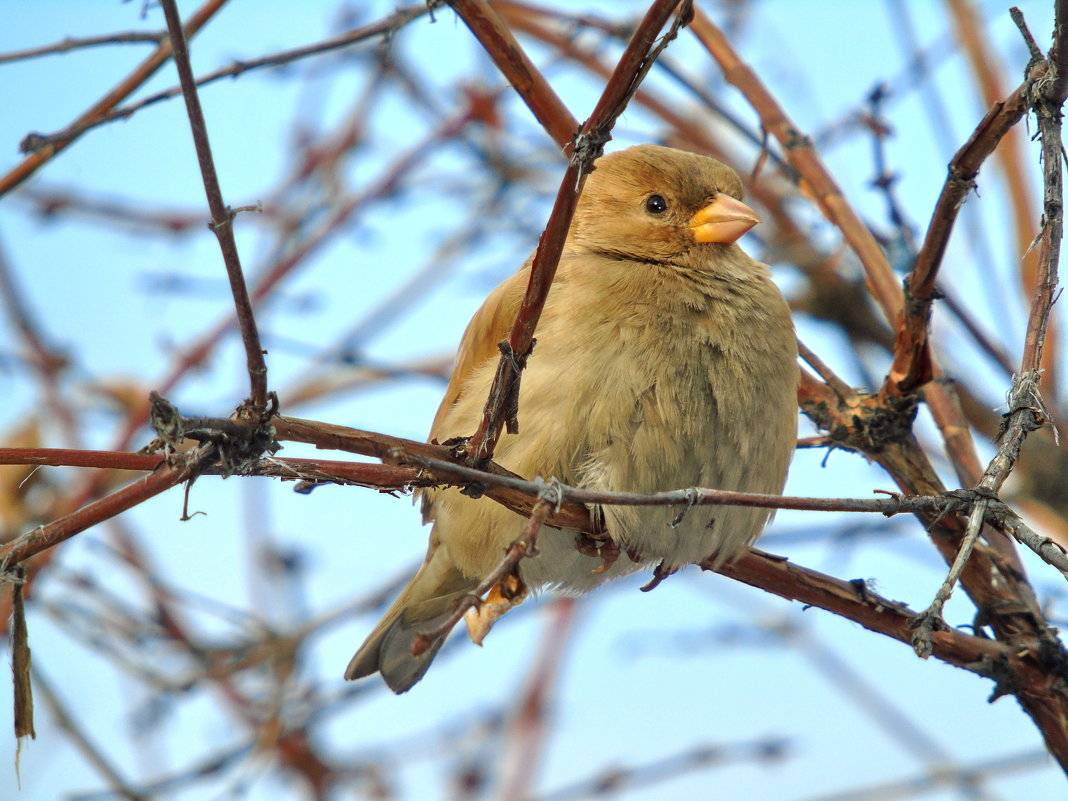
[346,144,798,692]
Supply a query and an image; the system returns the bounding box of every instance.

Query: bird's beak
[688,195,761,244]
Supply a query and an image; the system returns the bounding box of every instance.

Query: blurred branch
[0,445,216,568]
[690,8,903,326]
[532,739,788,801]
[0,31,164,63]
[940,288,1018,376]
[449,0,579,145]
[498,598,577,801]
[0,0,228,197]
[15,186,228,235]
[795,747,1052,801]
[18,3,438,154]
[0,238,79,443]
[32,668,145,801]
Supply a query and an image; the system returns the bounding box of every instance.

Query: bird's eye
[644,194,668,215]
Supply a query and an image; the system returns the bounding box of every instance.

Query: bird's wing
[429,259,532,440]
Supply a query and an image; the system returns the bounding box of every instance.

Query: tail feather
[345,548,476,693]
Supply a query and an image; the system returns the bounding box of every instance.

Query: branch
[8,430,1068,577]
[448,0,578,146]
[886,83,1028,395]
[462,0,694,463]
[689,9,902,327]
[0,439,1054,702]
[18,4,436,153]
[713,550,1021,678]
[0,446,215,569]
[0,0,228,198]
[159,0,268,409]
[413,496,553,657]
[0,31,164,64]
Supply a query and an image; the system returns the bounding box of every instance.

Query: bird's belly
[431,306,794,593]
[512,333,782,590]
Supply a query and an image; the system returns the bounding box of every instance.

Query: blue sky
[0,2,1064,800]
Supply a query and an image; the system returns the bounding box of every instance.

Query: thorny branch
[5,1,1068,793]
[9,432,1068,555]
[159,0,269,410]
[887,82,1028,395]
[911,6,1068,656]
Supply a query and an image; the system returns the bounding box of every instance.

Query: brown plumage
[346,144,798,692]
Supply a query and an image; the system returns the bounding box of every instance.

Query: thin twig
[19,4,437,153]
[413,496,553,654]
[885,82,1027,395]
[0,31,164,63]
[0,446,216,568]
[910,496,988,658]
[0,0,228,198]
[159,0,268,409]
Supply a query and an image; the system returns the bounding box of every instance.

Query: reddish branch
[0,0,228,198]
[461,0,694,463]
[0,437,1047,532]
[159,0,269,409]
[20,3,436,154]
[449,0,579,145]
[689,8,903,327]
[714,550,1043,681]
[887,84,1028,394]
[8,407,1068,571]
[0,446,215,568]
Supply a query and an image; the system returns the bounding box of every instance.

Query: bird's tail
[345,545,476,693]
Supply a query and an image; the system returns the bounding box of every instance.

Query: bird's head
[569,144,760,266]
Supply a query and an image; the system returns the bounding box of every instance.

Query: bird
[345,143,798,693]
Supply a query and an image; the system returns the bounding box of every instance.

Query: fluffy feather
[346,144,798,692]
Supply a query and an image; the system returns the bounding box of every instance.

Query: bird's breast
[507,265,796,569]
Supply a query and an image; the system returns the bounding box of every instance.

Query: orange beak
[688,195,761,244]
